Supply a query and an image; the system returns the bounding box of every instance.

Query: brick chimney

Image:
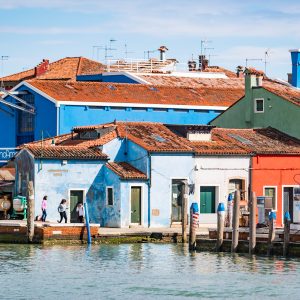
[244,67,264,92]
[158,46,168,61]
[34,59,49,77]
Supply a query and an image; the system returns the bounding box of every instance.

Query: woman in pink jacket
[41,196,48,222]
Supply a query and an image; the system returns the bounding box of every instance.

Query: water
[0,243,299,300]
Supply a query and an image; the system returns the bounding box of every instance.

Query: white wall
[195,156,250,224]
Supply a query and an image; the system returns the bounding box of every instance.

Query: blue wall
[0,101,16,148]
[59,104,221,135]
[77,74,139,84]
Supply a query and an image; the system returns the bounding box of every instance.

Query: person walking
[76,202,84,223]
[41,196,47,222]
[57,199,68,223]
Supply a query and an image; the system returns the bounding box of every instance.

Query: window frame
[106,186,114,206]
[254,98,264,113]
[264,186,277,211]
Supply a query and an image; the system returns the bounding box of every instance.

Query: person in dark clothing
[57,199,68,223]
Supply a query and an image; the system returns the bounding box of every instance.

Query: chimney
[244,68,264,92]
[158,46,168,61]
[289,49,300,88]
[188,60,197,71]
[236,66,244,78]
[34,59,49,77]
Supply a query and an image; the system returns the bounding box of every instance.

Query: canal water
[0,243,299,300]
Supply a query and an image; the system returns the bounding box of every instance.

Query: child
[76,202,84,223]
[41,196,47,222]
[57,199,68,223]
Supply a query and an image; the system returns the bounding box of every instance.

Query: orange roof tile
[26,80,243,107]
[263,80,300,107]
[1,57,105,82]
[106,162,147,180]
[23,145,108,160]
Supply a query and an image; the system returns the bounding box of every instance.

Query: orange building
[252,155,300,227]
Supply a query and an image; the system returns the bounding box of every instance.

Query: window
[228,179,246,201]
[18,94,35,133]
[264,187,277,210]
[106,187,114,206]
[254,98,264,113]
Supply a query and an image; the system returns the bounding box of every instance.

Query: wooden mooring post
[189,203,199,251]
[249,192,257,255]
[283,211,291,257]
[267,211,276,256]
[231,190,240,253]
[27,180,35,243]
[216,203,225,252]
[182,181,189,243]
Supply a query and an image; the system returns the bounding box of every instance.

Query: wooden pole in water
[27,180,35,243]
[283,211,291,257]
[189,203,199,251]
[249,192,257,255]
[231,190,240,253]
[216,203,225,252]
[182,181,188,243]
[267,211,276,256]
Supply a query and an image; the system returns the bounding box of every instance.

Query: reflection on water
[0,243,299,300]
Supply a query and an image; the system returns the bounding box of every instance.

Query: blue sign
[0,148,18,163]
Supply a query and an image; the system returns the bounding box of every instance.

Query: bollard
[249,192,257,255]
[267,211,276,256]
[283,211,291,257]
[84,202,92,244]
[216,203,225,252]
[182,181,189,243]
[231,190,240,253]
[189,203,199,251]
[226,193,233,228]
[27,181,35,243]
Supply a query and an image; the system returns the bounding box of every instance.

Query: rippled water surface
[0,243,299,299]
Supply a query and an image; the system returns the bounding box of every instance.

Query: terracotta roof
[106,162,147,180]
[263,80,300,107]
[23,145,108,160]
[202,66,238,78]
[245,68,265,76]
[211,127,300,155]
[138,74,244,89]
[0,168,15,181]
[26,80,243,107]
[1,57,105,82]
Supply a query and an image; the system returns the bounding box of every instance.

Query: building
[14,121,300,227]
[0,57,105,90]
[211,64,300,140]
[0,78,244,165]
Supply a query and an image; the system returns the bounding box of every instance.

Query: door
[171,180,184,222]
[200,186,216,214]
[70,190,84,223]
[131,187,141,224]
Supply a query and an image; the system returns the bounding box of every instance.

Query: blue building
[15,122,196,227]
[0,77,243,164]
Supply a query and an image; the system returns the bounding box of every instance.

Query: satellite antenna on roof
[144,49,157,60]
[124,43,134,59]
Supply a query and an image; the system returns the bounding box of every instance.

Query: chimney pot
[289,49,300,88]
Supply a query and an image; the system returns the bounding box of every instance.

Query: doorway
[283,187,294,221]
[131,186,141,224]
[70,190,84,223]
[200,186,216,214]
[171,180,185,222]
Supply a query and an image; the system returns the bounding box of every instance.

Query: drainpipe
[249,155,253,200]
[147,153,152,228]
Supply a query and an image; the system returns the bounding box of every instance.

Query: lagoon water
[0,243,299,300]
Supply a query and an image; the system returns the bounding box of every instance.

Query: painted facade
[211,70,300,139]
[194,156,250,224]
[252,155,300,227]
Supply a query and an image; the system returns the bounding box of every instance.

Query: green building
[211,68,300,139]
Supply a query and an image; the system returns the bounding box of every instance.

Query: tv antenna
[208,54,218,66]
[92,45,102,60]
[124,43,134,59]
[0,56,9,88]
[201,40,212,56]
[144,49,157,60]
[264,49,272,75]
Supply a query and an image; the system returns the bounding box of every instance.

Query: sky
[0,0,300,79]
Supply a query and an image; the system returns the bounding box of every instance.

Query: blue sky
[0,0,300,79]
